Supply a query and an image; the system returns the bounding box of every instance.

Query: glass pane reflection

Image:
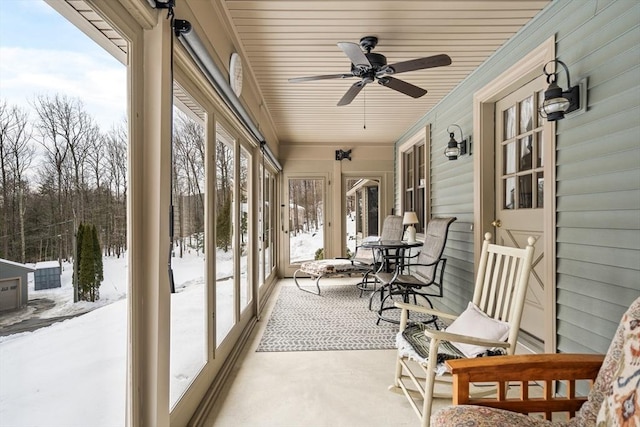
[536,131,543,167]
[504,177,515,209]
[519,174,533,209]
[520,95,533,133]
[519,136,533,171]
[504,106,516,140]
[505,142,516,174]
[537,172,544,208]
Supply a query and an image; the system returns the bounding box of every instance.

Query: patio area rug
[256,284,442,352]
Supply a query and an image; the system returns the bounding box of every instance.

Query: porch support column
[127,12,172,427]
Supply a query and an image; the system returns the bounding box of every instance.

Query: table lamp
[403,211,419,243]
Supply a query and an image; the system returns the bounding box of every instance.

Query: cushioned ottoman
[293,259,370,295]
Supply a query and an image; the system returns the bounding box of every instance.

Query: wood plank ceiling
[221,0,551,146]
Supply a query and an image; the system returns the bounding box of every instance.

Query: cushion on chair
[445,302,510,358]
[431,405,559,426]
[299,259,367,276]
[594,300,640,427]
[400,323,464,362]
[570,297,640,427]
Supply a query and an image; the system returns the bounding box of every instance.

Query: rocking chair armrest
[422,329,511,349]
[394,301,458,320]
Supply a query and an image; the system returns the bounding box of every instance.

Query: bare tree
[105,119,127,257]
[173,111,205,254]
[0,101,35,262]
[0,101,11,258]
[32,94,95,264]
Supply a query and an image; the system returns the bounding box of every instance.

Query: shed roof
[0,258,36,272]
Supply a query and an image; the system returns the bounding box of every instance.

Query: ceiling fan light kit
[289,36,452,106]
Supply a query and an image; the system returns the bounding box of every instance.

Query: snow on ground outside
[0,225,333,427]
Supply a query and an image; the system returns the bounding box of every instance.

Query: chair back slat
[473,233,536,354]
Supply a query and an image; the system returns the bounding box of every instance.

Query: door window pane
[537,172,544,208]
[215,123,235,346]
[345,178,379,253]
[536,131,544,167]
[170,108,207,407]
[240,147,250,311]
[504,106,516,140]
[504,141,516,174]
[519,136,533,171]
[289,178,324,264]
[504,177,516,209]
[519,95,533,133]
[518,174,533,209]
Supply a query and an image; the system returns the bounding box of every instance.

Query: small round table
[361,240,424,324]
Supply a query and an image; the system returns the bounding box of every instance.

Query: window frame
[398,126,431,236]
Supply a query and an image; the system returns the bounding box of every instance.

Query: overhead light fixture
[403,211,419,243]
[335,149,352,161]
[444,124,468,161]
[539,59,582,121]
[150,0,175,8]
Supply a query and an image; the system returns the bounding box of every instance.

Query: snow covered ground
[0,247,230,427]
[0,222,352,426]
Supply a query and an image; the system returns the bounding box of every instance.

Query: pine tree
[216,195,232,251]
[76,223,103,302]
[91,224,102,300]
[74,223,85,301]
[79,224,95,301]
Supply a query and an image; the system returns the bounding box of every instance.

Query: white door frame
[472,36,557,352]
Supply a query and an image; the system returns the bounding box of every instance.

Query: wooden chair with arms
[432,296,640,426]
[390,232,536,427]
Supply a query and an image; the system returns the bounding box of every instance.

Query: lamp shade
[444,136,460,160]
[403,211,419,225]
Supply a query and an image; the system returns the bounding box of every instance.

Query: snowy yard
[0,223,348,426]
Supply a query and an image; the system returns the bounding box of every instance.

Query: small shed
[0,258,35,312]
[34,261,61,290]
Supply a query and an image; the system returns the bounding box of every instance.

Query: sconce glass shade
[444,133,460,160]
[403,211,419,225]
[541,82,571,121]
[539,60,581,122]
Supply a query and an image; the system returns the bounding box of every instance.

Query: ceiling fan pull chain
[363,86,367,129]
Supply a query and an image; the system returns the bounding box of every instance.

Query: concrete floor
[201,278,452,427]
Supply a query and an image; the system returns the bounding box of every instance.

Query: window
[401,140,427,233]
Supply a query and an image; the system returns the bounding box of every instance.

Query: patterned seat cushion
[431,405,561,426]
[298,259,368,277]
[431,297,640,427]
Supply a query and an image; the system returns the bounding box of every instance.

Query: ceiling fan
[288,36,452,106]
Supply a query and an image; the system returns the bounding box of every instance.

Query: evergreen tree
[92,225,103,281]
[216,195,232,251]
[91,224,102,300]
[73,223,85,301]
[77,222,102,302]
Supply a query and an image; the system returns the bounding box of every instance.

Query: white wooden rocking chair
[390,232,536,427]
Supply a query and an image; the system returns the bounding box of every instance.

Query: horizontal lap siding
[395,0,640,353]
[553,0,640,353]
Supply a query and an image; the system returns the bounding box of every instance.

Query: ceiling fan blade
[337,42,371,69]
[378,77,427,98]
[386,53,452,75]
[337,81,366,106]
[288,73,354,83]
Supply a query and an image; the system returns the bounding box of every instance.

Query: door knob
[491,219,502,228]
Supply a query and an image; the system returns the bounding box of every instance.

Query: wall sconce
[539,59,584,121]
[444,124,468,160]
[403,211,419,243]
[335,149,352,161]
